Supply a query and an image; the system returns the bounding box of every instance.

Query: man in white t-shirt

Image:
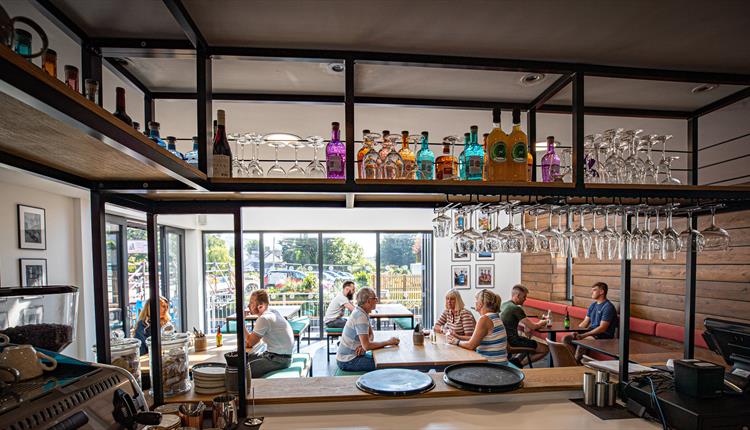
[243,289,294,377]
[323,281,356,329]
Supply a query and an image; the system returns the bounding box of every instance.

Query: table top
[372,330,486,368]
[140,337,264,373]
[370,304,413,318]
[536,321,588,333]
[226,305,301,321]
[572,337,673,358]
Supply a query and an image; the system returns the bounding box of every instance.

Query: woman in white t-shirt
[243,289,294,377]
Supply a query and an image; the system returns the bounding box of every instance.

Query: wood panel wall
[521,209,750,330]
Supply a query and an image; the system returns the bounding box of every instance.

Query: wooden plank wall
[521,210,750,330]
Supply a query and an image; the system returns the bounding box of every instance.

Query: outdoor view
[203,231,429,338]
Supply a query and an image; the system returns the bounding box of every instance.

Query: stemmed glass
[562,208,577,258]
[539,207,562,256]
[630,207,644,260]
[618,207,634,260]
[530,208,548,253]
[662,205,682,259]
[642,135,659,184]
[462,207,485,254]
[263,133,297,177]
[244,133,265,177]
[600,206,619,260]
[287,138,307,178]
[590,208,604,260]
[572,206,592,258]
[650,208,665,260]
[679,208,706,253]
[498,202,526,253]
[452,208,470,254]
[521,207,539,254]
[484,205,506,253]
[305,136,327,178]
[702,206,731,251]
[229,133,248,177]
[432,206,453,238]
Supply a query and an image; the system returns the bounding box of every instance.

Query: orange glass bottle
[508,108,529,182]
[357,129,372,179]
[398,130,416,179]
[435,136,458,180]
[486,108,510,182]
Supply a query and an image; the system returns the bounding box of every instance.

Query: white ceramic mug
[0,344,57,381]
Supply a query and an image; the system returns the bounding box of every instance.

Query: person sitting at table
[324,280,356,329]
[243,289,295,377]
[433,288,476,340]
[447,290,508,364]
[562,281,618,362]
[133,296,171,355]
[500,284,550,366]
[336,287,400,372]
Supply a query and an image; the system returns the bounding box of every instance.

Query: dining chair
[547,339,579,367]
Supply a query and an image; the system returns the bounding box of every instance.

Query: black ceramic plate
[356,369,435,397]
[443,363,525,393]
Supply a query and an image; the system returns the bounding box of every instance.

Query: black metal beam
[151,92,344,104]
[619,214,632,388]
[572,73,585,189]
[539,104,692,119]
[162,0,208,51]
[197,50,212,175]
[29,0,87,45]
[345,58,355,183]
[90,191,111,364]
[232,208,247,418]
[684,117,698,359]
[145,92,155,130]
[93,37,195,55]
[527,109,537,182]
[82,42,103,106]
[688,118,699,185]
[96,180,191,191]
[103,57,152,96]
[528,74,573,111]
[102,192,155,213]
[355,96,521,110]
[146,212,163,406]
[692,86,750,118]
[0,150,92,189]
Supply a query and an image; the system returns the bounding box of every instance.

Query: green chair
[325,327,344,362]
[289,316,311,353]
[333,367,367,377]
[263,352,313,378]
[392,317,414,330]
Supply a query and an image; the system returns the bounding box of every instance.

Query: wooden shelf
[0,46,207,189]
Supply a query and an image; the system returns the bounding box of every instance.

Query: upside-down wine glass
[572,206,592,258]
[264,133,295,177]
[679,208,706,253]
[600,206,619,260]
[245,133,265,177]
[305,136,327,178]
[590,208,604,260]
[562,208,577,258]
[499,202,525,253]
[287,138,307,178]
[702,206,731,251]
[662,205,682,260]
[539,207,562,256]
[650,208,665,260]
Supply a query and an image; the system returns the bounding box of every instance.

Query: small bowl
[244,416,264,430]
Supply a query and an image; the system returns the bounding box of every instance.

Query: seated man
[336,287,399,372]
[500,284,550,367]
[243,289,294,378]
[324,280,356,329]
[563,282,618,362]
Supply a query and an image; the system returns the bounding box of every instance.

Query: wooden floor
[260,398,659,429]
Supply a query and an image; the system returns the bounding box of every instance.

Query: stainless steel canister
[607,381,618,406]
[212,395,237,429]
[596,370,609,383]
[583,372,596,406]
[595,382,608,407]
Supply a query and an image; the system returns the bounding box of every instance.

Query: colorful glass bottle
[113,87,133,127]
[357,129,373,179]
[416,131,435,180]
[325,122,346,179]
[362,131,381,179]
[166,136,184,159]
[464,125,484,181]
[148,121,167,149]
[212,110,232,178]
[458,132,469,180]
[398,130,416,179]
[540,136,561,182]
[13,29,32,59]
[486,108,509,182]
[435,136,458,180]
[508,108,529,182]
[185,136,199,169]
[41,49,57,78]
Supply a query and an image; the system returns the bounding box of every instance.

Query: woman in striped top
[447,290,507,364]
[433,289,476,340]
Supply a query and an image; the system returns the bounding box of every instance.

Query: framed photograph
[452,249,470,262]
[19,258,47,287]
[451,265,471,290]
[452,211,465,234]
[476,264,495,289]
[477,211,492,233]
[476,251,495,261]
[18,205,46,250]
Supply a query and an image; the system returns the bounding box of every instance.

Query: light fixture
[519,73,546,87]
[327,62,345,73]
[534,141,552,152]
[691,83,719,94]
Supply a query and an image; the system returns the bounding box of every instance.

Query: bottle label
[327,155,343,173]
[402,160,416,178]
[419,160,433,179]
[467,156,483,176]
[512,142,527,163]
[212,154,231,178]
[490,141,507,162]
[440,164,453,180]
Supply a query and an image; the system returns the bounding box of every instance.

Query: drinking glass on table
[444,328,452,344]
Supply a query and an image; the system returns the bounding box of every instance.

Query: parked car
[324,270,343,280]
[336,271,355,280]
[264,269,307,288]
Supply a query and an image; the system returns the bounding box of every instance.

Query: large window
[202,231,432,337]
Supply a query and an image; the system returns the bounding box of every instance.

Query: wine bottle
[113,87,133,127]
[212,110,233,178]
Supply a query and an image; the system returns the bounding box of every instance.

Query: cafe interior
[0,1,749,429]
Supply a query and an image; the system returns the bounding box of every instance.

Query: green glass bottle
[459,132,469,180]
[416,131,435,180]
[464,125,484,181]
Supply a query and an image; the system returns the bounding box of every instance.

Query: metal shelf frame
[5,0,748,413]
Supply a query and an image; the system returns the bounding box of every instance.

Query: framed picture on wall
[451,265,470,289]
[477,211,492,232]
[476,251,495,261]
[452,249,470,262]
[18,204,46,250]
[19,258,47,287]
[476,264,495,289]
[452,211,465,234]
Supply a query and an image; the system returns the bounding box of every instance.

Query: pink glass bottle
[326,122,346,179]
[540,135,561,182]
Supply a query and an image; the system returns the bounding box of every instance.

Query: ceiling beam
[161,0,208,51]
[691,87,750,119]
[539,104,693,119]
[93,38,195,59]
[528,74,573,111]
[103,57,152,96]
[354,96,520,110]
[29,0,88,45]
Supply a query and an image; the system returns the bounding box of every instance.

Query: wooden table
[226,305,301,330]
[370,304,414,330]
[536,320,587,367]
[372,330,486,371]
[572,337,673,362]
[140,337,265,374]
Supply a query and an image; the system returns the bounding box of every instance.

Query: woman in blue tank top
[447,289,507,364]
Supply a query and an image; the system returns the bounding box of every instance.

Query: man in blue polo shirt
[563,282,618,362]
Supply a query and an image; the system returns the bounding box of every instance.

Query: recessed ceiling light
[519,73,546,87]
[327,62,345,73]
[691,83,719,94]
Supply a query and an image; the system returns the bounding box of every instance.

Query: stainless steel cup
[583,372,596,406]
[596,370,609,383]
[595,382,608,407]
[212,394,237,429]
[607,381,618,406]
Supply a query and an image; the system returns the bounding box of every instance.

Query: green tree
[380,234,418,268]
[279,237,318,265]
[206,234,233,265]
[323,237,367,268]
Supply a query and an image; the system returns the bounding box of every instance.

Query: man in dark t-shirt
[563,282,619,362]
[500,285,550,366]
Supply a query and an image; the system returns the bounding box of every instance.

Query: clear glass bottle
[416,131,435,180]
[435,136,458,180]
[382,134,404,179]
[508,108,529,181]
[458,132,469,180]
[212,110,232,178]
[398,130,416,180]
[486,107,509,182]
[185,136,199,169]
[166,136,184,159]
[541,136,561,182]
[148,121,167,149]
[357,129,373,179]
[325,122,346,179]
[113,87,133,127]
[464,125,484,181]
[377,130,391,177]
[362,131,381,179]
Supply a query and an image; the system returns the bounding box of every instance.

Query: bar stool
[507,345,536,368]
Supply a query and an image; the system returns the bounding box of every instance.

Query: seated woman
[133,296,171,355]
[433,288,476,340]
[336,287,400,372]
[243,289,295,378]
[447,289,508,364]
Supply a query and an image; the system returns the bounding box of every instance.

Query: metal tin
[595,382,608,407]
[443,363,525,393]
[607,381,618,406]
[355,369,434,396]
[583,372,596,405]
[596,370,609,383]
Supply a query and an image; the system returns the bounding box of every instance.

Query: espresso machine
[0,286,157,430]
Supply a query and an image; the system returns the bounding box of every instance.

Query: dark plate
[356,369,435,397]
[443,362,525,393]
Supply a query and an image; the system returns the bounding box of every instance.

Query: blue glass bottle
[459,132,469,180]
[416,131,435,180]
[166,136,184,159]
[185,136,199,169]
[13,29,32,59]
[148,121,167,149]
[464,125,484,181]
